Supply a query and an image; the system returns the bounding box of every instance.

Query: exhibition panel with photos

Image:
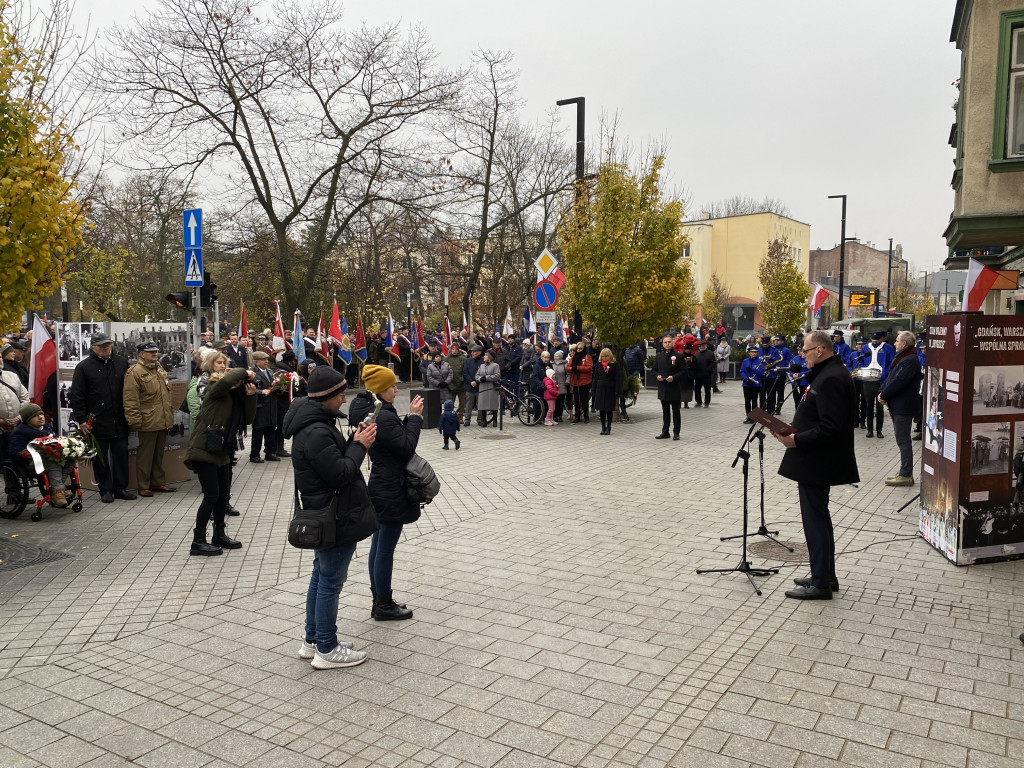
[55,322,191,488]
[919,313,1024,565]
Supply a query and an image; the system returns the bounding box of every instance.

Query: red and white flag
[317,311,329,359]
[442,315,452,354]
[272,301,288,356]
[462,311,469,337]
[328,299,343,350]
[962,258,1001,312]
[27,315,56,409]
[809,283,829,313]
[239,301,248,338]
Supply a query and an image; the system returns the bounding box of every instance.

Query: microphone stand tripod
[722,379,797,553]
[697,418,779,595]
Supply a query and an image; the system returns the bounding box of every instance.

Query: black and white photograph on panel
[969,421,1012,476]
[973,365,1024,415]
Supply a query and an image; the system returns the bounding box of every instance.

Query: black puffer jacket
[283,396,373,526]
[348,392,423,525]
[69,352,130,439]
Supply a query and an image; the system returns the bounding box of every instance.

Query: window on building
[681,244,691,259]
[994,12,1024,162]
[826,270,833,279]
[1009,27,1024,157]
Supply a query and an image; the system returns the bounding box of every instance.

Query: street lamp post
[886,238,894,312]
[943,278,949,314]
[556,96,585,339]
[828,195,848,320]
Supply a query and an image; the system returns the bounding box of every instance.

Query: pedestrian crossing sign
[185,249,204,286]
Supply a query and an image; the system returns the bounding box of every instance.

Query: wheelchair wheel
[72,501,83,513]
[31,510,42,522]
[518,395,544,427]
[0,463,29,519]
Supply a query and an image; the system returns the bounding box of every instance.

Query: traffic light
[166,291,191,311]
[199,271,218,307]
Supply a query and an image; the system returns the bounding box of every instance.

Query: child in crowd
[543,367,558,426]
[8,403,73,508]
[438,399,461,450]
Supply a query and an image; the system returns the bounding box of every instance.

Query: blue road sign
[185,249,203,286]
[533,280,558,311]
[183,209,204,286]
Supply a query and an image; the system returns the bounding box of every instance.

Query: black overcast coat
[778,354,860,487]
[69,352,130,440]
[284,397,375,542]
[652,348,684,402]
[348,393,423,525]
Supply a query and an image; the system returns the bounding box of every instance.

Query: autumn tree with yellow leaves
[557,156,694,352]
[0,2,84,331]
[758,237,809,336]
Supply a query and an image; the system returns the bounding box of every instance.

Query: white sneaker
[299,638,353,659]
[311,644,367,669]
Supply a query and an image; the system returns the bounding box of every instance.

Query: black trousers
[193,460,231,529]
[765,377,784,413]
[694,382,712,406]
[861,381,884,433]
[798,483,836,589]
[743,386,761,417]
[854,380,866,426]
[93,435,129,494]
[573,385,591,421]
[250,426,274,458]
[660,399,681,436]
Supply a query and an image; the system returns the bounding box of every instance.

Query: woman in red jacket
[566,343,593,424]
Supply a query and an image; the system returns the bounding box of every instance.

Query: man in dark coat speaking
[772,329,859,600]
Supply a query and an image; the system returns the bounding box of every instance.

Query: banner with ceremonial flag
[962,258,1002,312]
[27,315,55,410]
[317,312,329,359]
[272,301,288,356]
[293,310,306,364]
[338,317,353,365]
[417,317,430,357]
[522,306,535,338]
[409,319,420,359]
[328,300,343,350]
[239,301,248,338]
[554,315,564,342]
[503,306,514,336]
[809,282,829,315]
[387,313,400,359]
[462,311,469,337]
[354,316,367,362]
[442,315,452,354]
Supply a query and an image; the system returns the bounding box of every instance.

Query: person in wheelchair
[8,403,75,508]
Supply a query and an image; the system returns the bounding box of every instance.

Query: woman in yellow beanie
[348,365,424,620]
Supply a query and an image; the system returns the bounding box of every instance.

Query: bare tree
[699,194,791,219]
[95,0,461,311]
[439,50,574,326]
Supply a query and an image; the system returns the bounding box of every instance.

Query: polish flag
[272,301,289,356]
[317,312,329,359]
[27,315,56,410]
[239,301,248,338]
[962,258,1001,312]
[328,300,343,350]
[442,315,452,354]
[809,283,829,313]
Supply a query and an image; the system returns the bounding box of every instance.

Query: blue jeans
[367,523,403,595]
[305,543,357,653]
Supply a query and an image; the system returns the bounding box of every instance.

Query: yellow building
[681,212,811,332]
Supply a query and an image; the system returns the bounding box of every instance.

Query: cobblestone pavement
[1,383,1022,768]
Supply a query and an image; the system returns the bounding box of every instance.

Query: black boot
[190,526,222,557]
[370,590,378,619]
[211,524,242,549]
[374,592,413,621]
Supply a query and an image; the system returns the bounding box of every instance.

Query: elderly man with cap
[2,340,29,388]
[123,340,175,496]
[69,331,136,503]
[857,330,895,439]
[248,350,278,463]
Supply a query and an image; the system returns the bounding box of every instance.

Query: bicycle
[500,385,544,427]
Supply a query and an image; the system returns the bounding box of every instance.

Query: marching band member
[849,337,869,429]
[741,345,764,423]
[767,334,792,414]
[858,331,895,439]
[789,350,810,409]
[831,329,853,368]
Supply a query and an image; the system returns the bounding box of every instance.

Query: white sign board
[535,311,557,323]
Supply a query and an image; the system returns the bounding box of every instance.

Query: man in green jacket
[446,345,467,422]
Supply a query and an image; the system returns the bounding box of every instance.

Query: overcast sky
[72,0,962,273]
